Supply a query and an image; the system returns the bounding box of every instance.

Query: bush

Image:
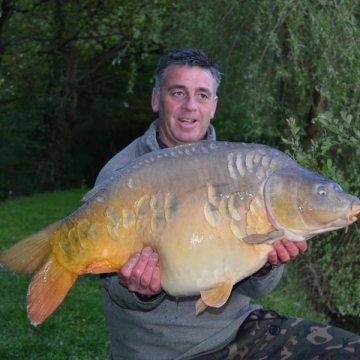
[282,112,360,319]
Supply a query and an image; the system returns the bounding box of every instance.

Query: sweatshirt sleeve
[234,265,285,299]
[94,140,139,186]
[101,273,166,311]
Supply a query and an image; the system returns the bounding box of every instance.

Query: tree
[0,0,209,195]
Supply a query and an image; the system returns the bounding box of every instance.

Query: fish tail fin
[27,253,78,326]
[0,222,78,325]
[0,223,60,274]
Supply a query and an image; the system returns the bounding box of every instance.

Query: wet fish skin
[0,141,359,325]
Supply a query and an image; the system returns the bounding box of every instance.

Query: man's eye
[173,91,183,97]
[198,94,208,99]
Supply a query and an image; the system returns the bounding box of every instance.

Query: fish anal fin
[199,281,233,311]
[79,261,118,275]
[27,254,78,326]
[243,230,285,245]
[195,298,208,315]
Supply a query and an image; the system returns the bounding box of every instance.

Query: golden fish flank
[228,149,279,180]
[106,192,180,238]
[54,220,97,263]
[204,181,274,239]
[1,141,360,326]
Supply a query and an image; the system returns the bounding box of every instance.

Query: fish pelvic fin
[197,281,233,313]
[0,223,59,274]
[27,252,78,326]
[243,230,285,245]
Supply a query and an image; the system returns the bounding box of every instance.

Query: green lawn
[0,189,325,359]
[0,189,109,360]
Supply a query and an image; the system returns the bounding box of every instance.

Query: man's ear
[211,96,218,119]
[151,89,159,113]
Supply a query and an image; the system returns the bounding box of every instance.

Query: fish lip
[350,200,360,219]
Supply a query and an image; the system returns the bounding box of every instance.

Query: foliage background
[1,0,360,327]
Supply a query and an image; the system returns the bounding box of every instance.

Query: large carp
[1,141,360,325]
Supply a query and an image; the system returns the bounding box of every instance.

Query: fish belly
[147,198,273,297]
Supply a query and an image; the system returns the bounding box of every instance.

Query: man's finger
[119,253,141,281]
[140,251,159,287]
[149,266,162,294]
[131,246,154,279]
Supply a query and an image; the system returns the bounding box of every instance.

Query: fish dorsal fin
[197,281,233,314]
[243,230,285,244]
[82,187,109,204]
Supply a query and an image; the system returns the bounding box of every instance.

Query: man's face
[152,66,218,147]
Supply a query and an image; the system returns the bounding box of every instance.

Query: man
[95,49,360,359]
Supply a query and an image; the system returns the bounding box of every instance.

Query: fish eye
[318,187,327,196]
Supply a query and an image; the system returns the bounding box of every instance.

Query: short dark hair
[154,48,221,96]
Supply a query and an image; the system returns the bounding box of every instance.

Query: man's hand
[118,246,162,297]
[268,239,307,266]
[253,239,307,277]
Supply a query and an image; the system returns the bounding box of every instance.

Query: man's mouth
[179,118,196,124]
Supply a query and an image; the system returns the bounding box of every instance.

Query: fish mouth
[349,200,360,220]
[344,200,360,232]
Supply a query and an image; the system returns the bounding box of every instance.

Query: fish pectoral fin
[243,230,285,244]
[199,281,233,311]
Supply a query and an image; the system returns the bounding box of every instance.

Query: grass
[0,189,325,359]
[0,189,109,360]
[254,265,326,323]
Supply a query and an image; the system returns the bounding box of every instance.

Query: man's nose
[182,95,197,111]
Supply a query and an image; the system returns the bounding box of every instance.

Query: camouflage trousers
[196,309,360,360]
